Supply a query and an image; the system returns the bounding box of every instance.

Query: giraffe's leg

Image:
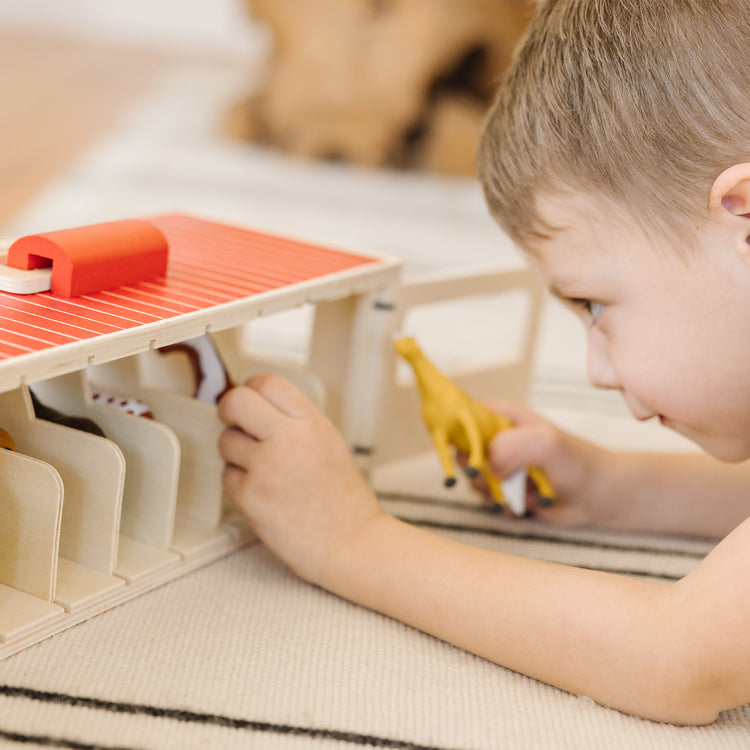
[529,466,555,505]
[456,409,484,478]
[429,427,458,487]
[479,462,505,504]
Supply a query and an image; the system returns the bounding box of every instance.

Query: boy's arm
[594,452,750,538]
[218,376,750,725]
[323,509,750,725]
[484,403,750,538]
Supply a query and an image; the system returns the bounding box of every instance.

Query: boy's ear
[709,163,750,252]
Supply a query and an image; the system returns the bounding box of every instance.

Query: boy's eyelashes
[567,297,603,323]
[548,286,604,325]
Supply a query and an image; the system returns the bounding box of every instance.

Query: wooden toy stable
[0,214,544,659]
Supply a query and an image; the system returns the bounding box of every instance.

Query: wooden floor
[0,33,168,232]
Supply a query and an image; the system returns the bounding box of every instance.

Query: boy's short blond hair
[478,0,750,249]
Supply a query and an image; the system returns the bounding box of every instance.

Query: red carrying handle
[7,219,169,298]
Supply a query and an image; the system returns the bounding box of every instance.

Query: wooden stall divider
[31,371,182,584]
[88,354,242,562]
[0,449,65,642]
[0,386,126,612]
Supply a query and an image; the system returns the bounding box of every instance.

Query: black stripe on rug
[400,515,707,561]
[382,492,712,559]
[403,519,684,581]
[0,686,458,750]
[0,726,135,750]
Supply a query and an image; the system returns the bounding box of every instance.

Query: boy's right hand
[468,401,616,526]
[218,374,386,586]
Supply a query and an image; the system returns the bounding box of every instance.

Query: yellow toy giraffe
[394,336,554,513]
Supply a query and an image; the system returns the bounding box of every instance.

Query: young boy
[217,0,750,725]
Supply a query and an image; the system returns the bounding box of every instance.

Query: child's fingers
[217,385,280,440]
[218,425,257,470]
[217,374,311,440]
[222,463,266,524]
[245,373,312,418]
[487,424,553,479]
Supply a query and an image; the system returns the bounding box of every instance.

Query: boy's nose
[586,333,620,391]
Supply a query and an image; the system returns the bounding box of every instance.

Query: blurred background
[0,0,265,231]
[0,0,529,258]
[0,0,259,59]
[0,0,693,454]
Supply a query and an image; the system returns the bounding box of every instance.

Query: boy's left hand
[459,400,616,526]
[217,374,385,585]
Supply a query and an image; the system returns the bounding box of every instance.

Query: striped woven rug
[0,490,747,750]
[2,61,749,749]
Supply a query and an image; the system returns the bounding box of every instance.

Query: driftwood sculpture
[228,0,535,175]
[395,336,554,511]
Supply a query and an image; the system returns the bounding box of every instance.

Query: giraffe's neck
[406,351,447,398]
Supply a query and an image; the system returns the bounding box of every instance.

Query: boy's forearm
[599,452,750,538]
[319,513,711,724]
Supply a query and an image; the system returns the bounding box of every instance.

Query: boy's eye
[570,298,603,324]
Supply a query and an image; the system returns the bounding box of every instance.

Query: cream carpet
[1,59,747,748]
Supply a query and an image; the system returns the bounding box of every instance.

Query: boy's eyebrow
[522,256,574,299]
[544,274,580,299]
[547,284,575,303]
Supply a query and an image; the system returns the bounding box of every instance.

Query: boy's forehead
[523,193,645,288]
[522,192,590,256]
[522,194,579,258]
[535,191,578,223]
[537,188,646,227]
[523,251,582,295]
[529,190,646,253]
[534,190,612,233]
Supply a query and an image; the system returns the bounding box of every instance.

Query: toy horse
[395,336,554,513]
